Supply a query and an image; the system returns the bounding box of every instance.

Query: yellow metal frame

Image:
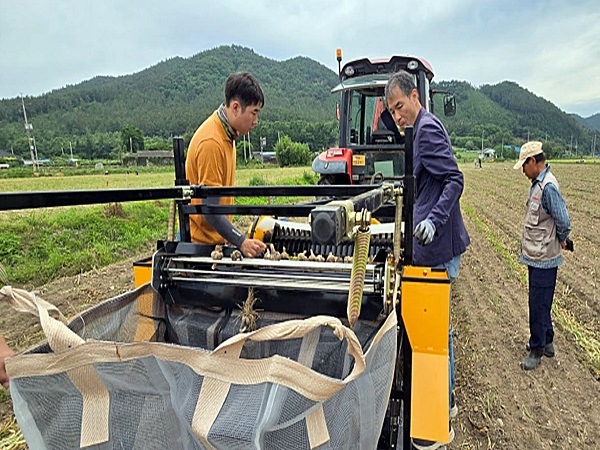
[133,257,152,288]
[132,257,156,342]
[401,266,451,443]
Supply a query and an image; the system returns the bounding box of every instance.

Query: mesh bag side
[206,383,270,449]
[10,372,84,450]
[166,305,227,350]
[96,358,186,450]
[11,356,211,450]
[28,285,163,355]
[11,283,396,450]
[364,322,397,432]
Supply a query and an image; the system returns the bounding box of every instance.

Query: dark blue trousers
[528,266,557,350]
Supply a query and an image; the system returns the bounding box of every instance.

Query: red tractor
[313,50,456,185]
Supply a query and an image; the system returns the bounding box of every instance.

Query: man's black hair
[225,72,264,109]
[385,70,417,100]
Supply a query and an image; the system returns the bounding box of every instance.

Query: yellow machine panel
[401,266,451,443]
[133,257,152,288]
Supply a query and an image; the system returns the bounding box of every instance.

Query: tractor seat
[376,109,404,145]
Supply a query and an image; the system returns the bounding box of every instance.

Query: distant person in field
[185,72,266,257]
[514,141,571,371]
[386,70,470,450]
[0,334,14,388]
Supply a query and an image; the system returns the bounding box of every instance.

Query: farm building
[130,150,174,166]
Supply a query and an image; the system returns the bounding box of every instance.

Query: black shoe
[526,342,555,358]
[543,342,555,358]
[521,348,543,370]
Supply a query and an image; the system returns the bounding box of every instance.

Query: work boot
[526,342,555,358]
[521,347,543,370]
[412,424,454,449]
[544,342,555,358]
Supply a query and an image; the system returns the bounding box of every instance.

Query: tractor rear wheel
[317,174,347,200]
[317,174,348,185]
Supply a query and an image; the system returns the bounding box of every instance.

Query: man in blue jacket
[386,70,470,450]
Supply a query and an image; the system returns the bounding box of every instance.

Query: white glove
[414,219,436,246]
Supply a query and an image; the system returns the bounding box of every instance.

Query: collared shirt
[520,165,571,269]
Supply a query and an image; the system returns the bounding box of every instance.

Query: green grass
[0,167,315,288]
[0,166,310,192]
[1,202,169,287]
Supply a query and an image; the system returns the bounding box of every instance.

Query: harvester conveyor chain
[269,224,394,258]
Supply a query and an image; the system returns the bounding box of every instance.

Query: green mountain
[480,81,591,145]
[434,80,596,156]
[0,45,339,159]
[0,45,596,160]
[571,113,600,133]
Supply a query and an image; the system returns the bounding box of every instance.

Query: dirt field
[453,162,600,449]
[1,161,599,449]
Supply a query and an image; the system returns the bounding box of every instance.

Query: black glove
[565,238,574,252]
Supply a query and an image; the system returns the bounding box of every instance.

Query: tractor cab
[313,51,456,185]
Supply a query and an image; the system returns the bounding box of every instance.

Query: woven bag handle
[0,286,84,352]
[212,315,366,373]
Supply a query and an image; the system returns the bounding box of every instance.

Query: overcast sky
[1,0,599,117]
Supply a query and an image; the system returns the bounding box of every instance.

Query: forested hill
[571,112,600,132]
[0,45,338,136]
[435,80,596,156]
[480,81,589,145]
[0,44,596,160]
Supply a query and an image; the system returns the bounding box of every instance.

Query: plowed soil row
[452,162,600,449]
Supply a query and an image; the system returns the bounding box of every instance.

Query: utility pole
[570,134,573,154]
[21,96,38,172]
[33,136,39,163]
[481,130,484,152]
